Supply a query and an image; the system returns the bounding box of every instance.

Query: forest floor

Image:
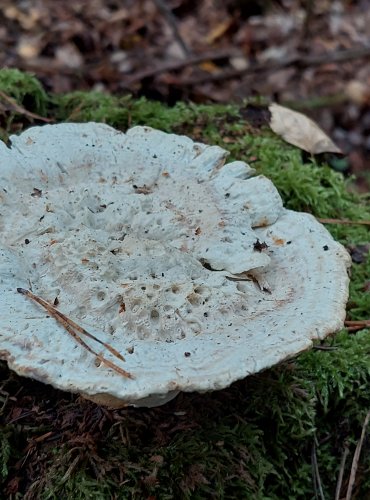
[0,2,370,499]
[0,0,369,188]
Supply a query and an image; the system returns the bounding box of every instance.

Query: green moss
[0,68,48,116]
[0,432,11,481]
[348,252,370,320]
[53,91,130,128]
[1,70,370,499]
[0,68,48,141]
[54,91,237,133]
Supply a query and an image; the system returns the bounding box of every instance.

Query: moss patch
[0,70,370,499]
[0,69,48,140]
[0,69,47,115]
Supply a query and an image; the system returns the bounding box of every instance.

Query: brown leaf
[205,18,233,44]
[269,103,342,155]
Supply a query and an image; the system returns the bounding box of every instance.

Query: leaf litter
[0,0,369,191]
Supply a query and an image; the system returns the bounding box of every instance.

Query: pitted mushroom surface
[0,124,350,407]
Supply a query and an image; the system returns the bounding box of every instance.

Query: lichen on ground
[0,69,369,499]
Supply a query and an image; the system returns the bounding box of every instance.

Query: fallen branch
[301,46,370,66]
[123,49,241,85]
[0,89,52,122]
[19,44,370,91]
[318,218,370,226]
[179,46,370,86]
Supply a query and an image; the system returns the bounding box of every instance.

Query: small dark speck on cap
[184,352,191,357]
[323,245,329,251]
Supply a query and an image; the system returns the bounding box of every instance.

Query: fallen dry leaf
[205,18,233,44]
[269,103,342,155]
[345,80,370,105]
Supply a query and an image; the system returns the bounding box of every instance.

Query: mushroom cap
[0,123,350,407]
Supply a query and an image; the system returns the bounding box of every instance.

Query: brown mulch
[0,0,369,189]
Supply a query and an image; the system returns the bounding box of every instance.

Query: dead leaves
[269,103,342,155]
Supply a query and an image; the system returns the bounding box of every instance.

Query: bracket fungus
[0,123,350,407]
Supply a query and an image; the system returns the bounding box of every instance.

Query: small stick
[313,345,337,351]
[345,411,370,500]
[318,218,370,226]
[345,319,370,332]
[335,446,349,500]
[0,90,52,122]
[179,46,370,86]
[153,0,191,57]
[345,320,370,327]
[311,438,325,500]
[124,49,238,85]
[17,288,133,379]
[300,0,315,44]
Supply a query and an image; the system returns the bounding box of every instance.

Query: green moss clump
[0,70,370,499]
[0,68,48,141]
[348,252,370,320]
[0,68,48,116]
[0,432,11,481]
[54,91,237,133]
[53,91,130,128]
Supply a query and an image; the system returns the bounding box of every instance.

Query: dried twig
[0,89,52,122]
[345,411,370,500]
[300,47,370,66]
[345,319,370,333]
[124,49,239,85]
[179,46,370,86]
[17,287,133,379]
[318,218,370,226]
[311,437,325,500]
[153,0,191,56]
[19,44,370,90]
[300,0,315,43]
[313,345,337,351]
[345,320,370,326]
[335,446,349,500]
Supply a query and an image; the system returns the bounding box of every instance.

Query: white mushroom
[0,123,350,407]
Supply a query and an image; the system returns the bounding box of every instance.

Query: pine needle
[17,288,133,379]
[345,411,370,500]
[345,320,370,332]
[318,218,370,226]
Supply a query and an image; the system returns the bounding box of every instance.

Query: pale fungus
[0,123,351,407]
